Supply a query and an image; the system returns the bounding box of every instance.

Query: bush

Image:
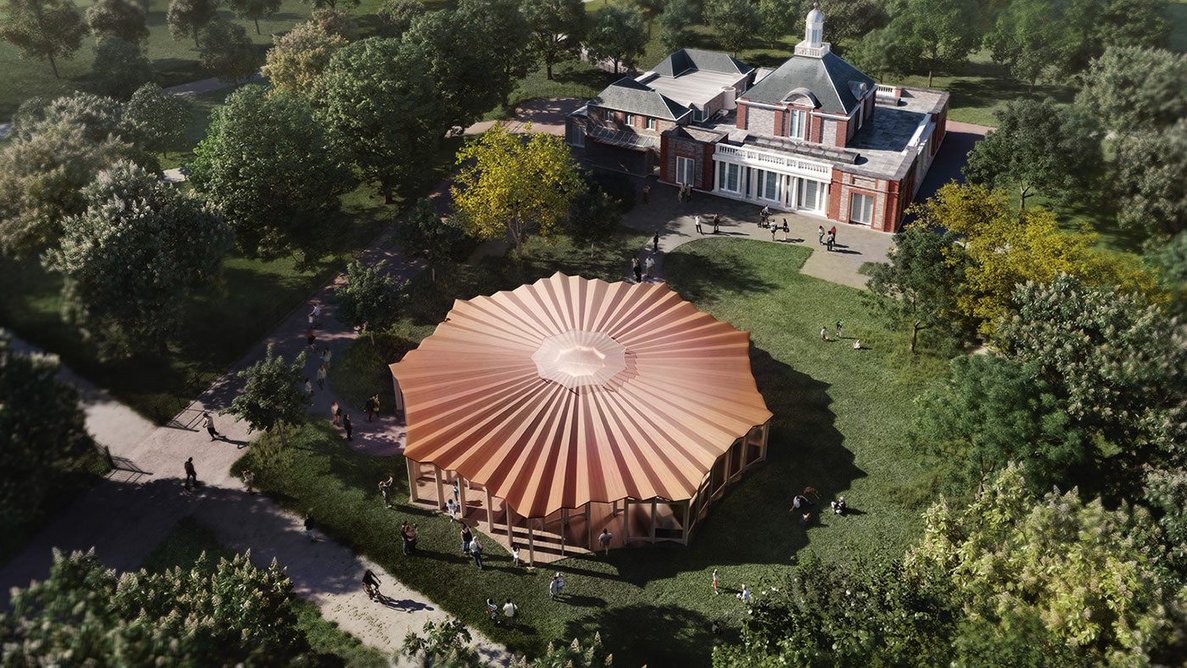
[584,169,636,212]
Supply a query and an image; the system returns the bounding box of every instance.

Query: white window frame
[789,109,807,140]
[850,192,874,225]
[797,178,823,212]
[676,156,694,185]
[645,117,657,130]
[624,113,635,126]
[758,170,779,201]
[718,162,742,193]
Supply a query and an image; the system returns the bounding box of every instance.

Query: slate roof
[590,77,691,121]
[741,52,875,115]
[653,49,753,77]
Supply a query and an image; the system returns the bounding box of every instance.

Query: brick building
[566,5,950,232]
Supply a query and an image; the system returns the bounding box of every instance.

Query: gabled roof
[653,48,754,77]
[741,52,874,115]
[590,77,691,121]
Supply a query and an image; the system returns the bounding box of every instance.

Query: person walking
[643,255,655,281]
[445,497,459,521]
[511,543,521,567]
[362,569,382,601]
[471,537,484,569]
[203,412,223,441]
[486,597,499,623]
[183,457,197,489]
[711,568,720,595]
[316,363,327,390]
[760,205,770,225]
[242,469,256,494]
[310,302,323,327]
[549,572,565,599]
[738,584,751,604]
[652,232,660,252]
[379,475,393,508]
[694,214,703,235]
[342,413,353,441]
[366,394,379,422]
[305,513,317,541]
[330,400,340,426]
[712,213,720,234]
[598,528,613,555]
[770,225,777,241]
[503,598,518,622]
[641,184,650,204]
[782,220,790,241]
[460,525,473,555]
[817,225,825,245]
[321,347,332,371]
[304,378,313,399]
[305,328,316,348]
[835,320,843,338]
[400,521,414,555]
[827,225,837,252]
[632,257,642,283]
[820,326,828,342]
[453,480,460,502]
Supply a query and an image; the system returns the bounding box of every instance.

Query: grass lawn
[243,235,949,665]
[142,516,387,667]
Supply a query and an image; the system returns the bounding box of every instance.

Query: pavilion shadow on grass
[390,273,772,564]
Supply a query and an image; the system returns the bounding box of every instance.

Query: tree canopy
[883,0,979,87]
[0,332,96,543]
[865,223,965,352]
[336,259,403,331]
[228,0,279,34]
[585,4,646,74]
[319,37,442,203]
[262,18,347,96]
[1114,119,1187,239]
[0,549,312,664]
[1075,46,1187,135]
[0,0,88,77]
[166,0,218,46]
[190,84,355,260]
[658,0,697,53]
[452,124,585,253]
[197,17,258,82]
[522,0,584,80]
[376,0,424,37]
[228,344,307,443]
[84,0,147,43]
[705,0,760,56]
[120,83,188,155]
[46,161,232,358]
[91,36,152,98]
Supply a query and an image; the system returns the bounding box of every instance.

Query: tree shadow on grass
[563,603,720,668]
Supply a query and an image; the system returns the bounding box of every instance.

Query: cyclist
[362,569,382,601]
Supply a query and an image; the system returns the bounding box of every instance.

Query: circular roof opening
[532,330,626,389]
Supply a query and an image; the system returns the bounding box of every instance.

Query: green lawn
[240,235,949,665]
[142,516,387,667]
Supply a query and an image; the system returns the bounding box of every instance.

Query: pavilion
[389,273,772,563]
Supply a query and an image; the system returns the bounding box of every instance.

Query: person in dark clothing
[632,257,642,283]
[362,569,382,601]
[461,525,473,555]
[343,413,353,441]
[652,232,660,252]
[183,457,197,489]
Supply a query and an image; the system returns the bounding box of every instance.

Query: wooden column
[458,477,468,523]
[760,421,770,462]
[650,499,657,543]
[485,488,494,532]
[682,501,691,545]
[722,446,733,489]
[527,522,536,566]
[623,499,630,541]
[560,508,567,556]
[505,504,515,543]
[433,466,447,509]
[585,504,592,550]
[406,458,418,503]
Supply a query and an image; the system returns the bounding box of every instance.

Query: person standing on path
[316,364,327,390]
[782,220,790,241]
[321,347,332,371]
[306,328,316,348]
[445,497,459,521]
[304,378,313,399]
[366,394,379,422]
[694,214,703,235]
[305,513,317,541]
[183,457,197,489]
[632,257,642,283]
[652,232,660,252]
[598,528,612,555]
[643,255,655,281]
[342,413,353,441]
[379,475,393,508]
[712,214,720,234]
[330,400,340,426]
[711,568,720,595]
[770,225,777,241]
[817,225,825,245]
[461,525,473,555]
[242,469,256,494]
[203,412,223,441]
[471,537,484,569]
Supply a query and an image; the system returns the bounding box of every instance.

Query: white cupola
[795,3,831,58]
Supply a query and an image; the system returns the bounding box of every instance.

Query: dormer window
[624,113,636,126]
[789,109,807,140]
[645,118,657,130]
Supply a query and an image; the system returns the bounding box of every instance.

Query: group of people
[677,182,693,202]
[400,521,419,554]
[820,320,862,349]
[789,487,850,526]
[817,224,840,251]
[630,254,657,283]
[693,213,723,235]
[485,597,518,625]
[329,400,353,441]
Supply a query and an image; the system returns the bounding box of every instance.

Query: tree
[1113,119,1187,239]
[301,0,358,11]
[713,557,958,667]
[523,0,584,80]
[847,27,908,82]
[307,6,354,38]
[46,161,231,358]
[865,223,965,352]
[1093,0,1171,54]
[883,0,978,87]
[401,619,481,667]
[91,36,152,98]
[336,260,402,334]
[402,3,515,130]
[262,19,346,95]
[228,0,279,34]
[983,0,1080,89]
[658,0,696,52]
[904,465,1187,664]
[395,198,468,280]
[964,98,1098,211]
[996,274,1186,488]
[13,90,124,142]
[166,0,218,46]
[586,4,646,74]
[911,184,1157,337]
[120,83,188,155]
[227,344,307,445]
[0,119,137,257]
[197,17,257,82]
[705,0,759,56]
[1076,46,1187,136]
[0,332,96,539]
[512,634,613,668]
[0,549,313,663]
[452,124,585,253]
[757,0,793,48]
[565,179,622,245]
[788,0,887,44]
[0,0,88,78]
[376,0,424,37]
[85,0,146,42]
[319,37,442,204]
[190,85,355,260]
[477,0,531,107]
[911,354,1092,496]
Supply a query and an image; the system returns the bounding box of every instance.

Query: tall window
[566,122,585,148]
[789,110,807,140]
[718,163,741,193]
[676,156,694,185]
[759,170,778,200]
[798,179,822,211]
[624,113,635,126]
[850,193,874,224]
[645,117,657,130]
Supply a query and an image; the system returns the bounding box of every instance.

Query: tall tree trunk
[382,180,394,205]
[911,321,921,353]
[254,17,261,34]
[1019,184,1029,213]
[927,69,933,88]
[48,53,59,78]
[546,61,553,80]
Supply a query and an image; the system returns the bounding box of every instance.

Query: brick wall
[748,107,776,136]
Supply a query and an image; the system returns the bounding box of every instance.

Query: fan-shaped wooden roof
[390,273,773,518]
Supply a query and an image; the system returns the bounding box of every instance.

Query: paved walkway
[463,98,584,137]
[619,180,894,290]
[0,234,507,665]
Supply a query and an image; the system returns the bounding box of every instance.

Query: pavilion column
[682,501,691,545]
[506,504,515,543]
[433,466,445,509]
[585,504,592,550]
[650,499,657,543]
[723,446,733,489]
[392,377,405,423]
[485,488,494,532]
[458,478,468,523]
[560,508,567,556]
[760,421,770,462]
[623,499,630,541]
[406,458,419,503]
[527,522,536,566]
